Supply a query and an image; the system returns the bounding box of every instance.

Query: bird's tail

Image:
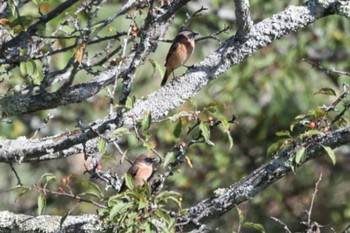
[161,69,170,86]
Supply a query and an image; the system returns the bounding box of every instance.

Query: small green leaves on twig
[37,193,46,215]
[322,145,336,165]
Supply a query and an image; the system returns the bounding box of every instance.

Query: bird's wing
[165,41,179,66]
[127,164,139,177]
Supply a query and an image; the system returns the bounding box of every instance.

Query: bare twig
[182,6,208,30]
[30,114,54,139]
[270,217,292,233]
[9,163,22,186]
[307,174,323,225]
[132,117,163,161]
[304,59,350,77]
[0,0,80,51]
[195,26,230,43]
[34,185,107,209]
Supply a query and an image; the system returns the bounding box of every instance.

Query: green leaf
[59,211,69,228]
[20,62,27,76]
[9,184,23,191]
[299,129,323,138]
[242,222,265,233]
[81,181,102,196]
[149,59,165,78]
[275,130,291,137]
[10,16,34,28]
[125,173,134,190]
[322,146,336,165]
[40,173,56,183]
[8,0,17,17]
[98,138,107,152]
[37,193,46,215]
[109,201,133,219]
[126,96,136,109]
[267,139,289,156]
[314,87,336,96]
[163,152,175,168]
[173,119,182,138]
[310,107,326,119]
[138,199,148,210]
[295,146,306,164]
[199,122,210,142]
[156,191,181,201]
[141,112,152,131]
[110,127,130,139]
[79,191,102,200]
[15,187,31,202]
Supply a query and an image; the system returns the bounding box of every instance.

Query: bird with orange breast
[161,30,198,86]
[120,154,159,192]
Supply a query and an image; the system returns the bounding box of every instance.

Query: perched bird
[120,154,159,192]
[161,30,198,86]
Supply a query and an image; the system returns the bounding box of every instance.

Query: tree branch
[0,0,187,117]
[177,126,350,229]
[234,0,253,41]
[1,125,349,232]
[0,211,106,233]
[0,0,345,163]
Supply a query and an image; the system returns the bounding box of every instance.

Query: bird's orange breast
[133,163,154,187]
[167,41,195,70]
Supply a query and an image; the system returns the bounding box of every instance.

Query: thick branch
[177,126,350,229]
[0,0,79,53]
[0,0,343,163]
[0,1,190,117]
[1,126,349,232]
[123,0,338,126]
[0,211,105,233]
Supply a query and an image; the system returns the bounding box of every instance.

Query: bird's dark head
[178,30,198,40]
[136,154,160,166]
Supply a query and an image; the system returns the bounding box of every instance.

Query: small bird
[120,154,159,192]
[161,30,198,86]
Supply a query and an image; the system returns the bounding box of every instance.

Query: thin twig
[307,173,323,224]
[132,117,163,162]
[34,185,107,209]
[195,26,230,43]
[181,6,208,30]
[9,163,23,186]
[304,59,350,77]
[270,217,292,233]
[30,114,54,139]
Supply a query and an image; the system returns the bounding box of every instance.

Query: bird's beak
[193,32,199,37]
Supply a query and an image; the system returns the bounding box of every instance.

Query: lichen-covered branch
[1,126,349,232]
[0,0,346,163]
[177,126,350,229]
[234,0,253,41]
[0,211,105,233]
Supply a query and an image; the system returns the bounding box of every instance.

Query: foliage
[99,184,182,233]
[0,0,350,232]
